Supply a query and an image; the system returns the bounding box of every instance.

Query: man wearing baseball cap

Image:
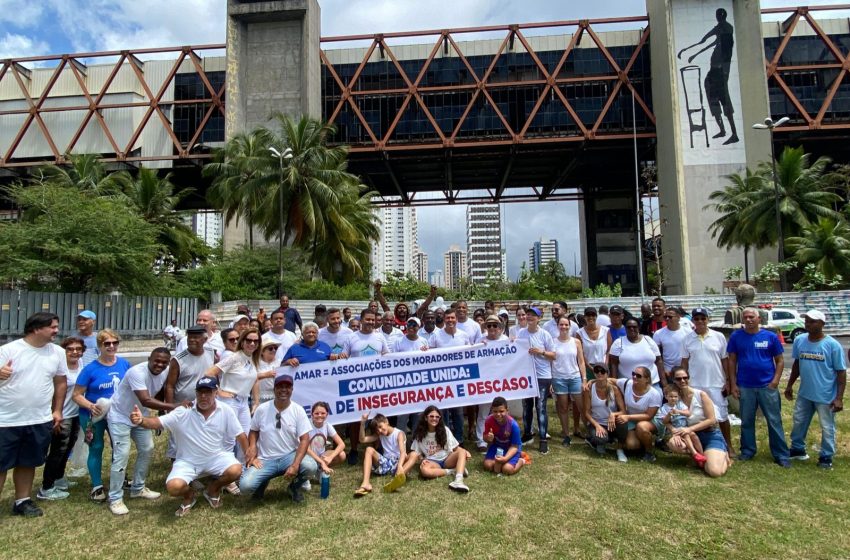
[516,306,556,454]
[682,307,733,450]
[129,376,247,517]
[785,309,846,470]
[76,310,99,367]
[238,373,316,503]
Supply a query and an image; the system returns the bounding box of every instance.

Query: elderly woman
[583,364,628,462]
[665,366,731,477]
[609,317,665,390]
[72,329,131,502]
[255,339,281,407]
[614,366,662,463]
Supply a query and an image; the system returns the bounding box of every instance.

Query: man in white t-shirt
[517,306,556,454]
[653,309,690,384]
[263,309,298,363]
[239,373,316,503]
[597,305,612,327]
[129,376,246,517]
[163,319,183,349]
[379,312,404,348]
[428,308,471,444]
[392,318,430,353]
[106,348,181,515]
[0,312,67,518]
[319,307,353,360]
[543,301,579,339]
[681,307,732,449]
[454,300,482,344]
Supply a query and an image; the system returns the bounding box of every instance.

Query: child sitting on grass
[353,412,409,497]
[306,401,347,475]
[660,385,707,468]
[483,397,526,476]
[410,405,471,493]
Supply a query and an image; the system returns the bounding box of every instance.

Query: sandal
[382,473,406,493]
[223,481,241,495]
[175,499,197,518]
[203,491,223,509]
[353,486,372,498]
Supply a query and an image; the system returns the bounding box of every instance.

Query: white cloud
[0,0,45,27]
[0,32,50,59]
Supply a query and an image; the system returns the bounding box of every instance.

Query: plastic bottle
[320,472,330,499]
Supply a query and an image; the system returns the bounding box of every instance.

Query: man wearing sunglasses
[239,374,316,503]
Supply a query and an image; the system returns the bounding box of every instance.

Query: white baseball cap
[802,309,827,323]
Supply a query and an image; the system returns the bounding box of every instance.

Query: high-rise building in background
[443,245,466,291]
[413,251,429,283]
[466,204,504,283]
[191,211,223,249]
[370,206,419,280]
[430,269,445,288]
[529,238,560,273]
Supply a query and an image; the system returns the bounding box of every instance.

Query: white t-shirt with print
[108,362,167,427]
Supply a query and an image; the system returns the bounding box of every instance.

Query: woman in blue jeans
[666,367,731,477]
[72,329,131,502]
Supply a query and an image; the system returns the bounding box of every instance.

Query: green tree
[0,182,161,293]
[119,168,208,269]
[786,218,850,281]
[31,153,124,197]
[706,168,762,280]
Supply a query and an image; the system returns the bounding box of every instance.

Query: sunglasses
[66,347,84,353]
[244,338,260,344]
[226,337,239,342]
[674,376,690,382]
[427,414,441,420]
[593,369,609,375]
[102,341,120,347]
[486,323,501,328]
[631,372,646,379]
[275,412,282,429]
[663,315,676,320]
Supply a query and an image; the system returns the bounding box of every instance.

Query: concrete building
[370,206,419,281]
[529,238,559,273]
[466,205,505,283]
[443,245,466,291]
[191,211,223,249]
[413,251,429,283]
[430,269,445,288]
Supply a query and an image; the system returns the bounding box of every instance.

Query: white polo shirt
[251,400,311,460]
[108,362,167,427]
[159,403,243,463]
[653,326,689,374]
[0,339,68,427]
[682,328,728,388]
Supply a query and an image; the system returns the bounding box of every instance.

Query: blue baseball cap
[691,307,710,318]
[274,373,295,386]
[78,310,96,320]
[195,376,219,391]
[528,306,543,317]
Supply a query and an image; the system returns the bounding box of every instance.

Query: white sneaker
[37,487,70,501]
[109,500,129,515]
[130,487,161,500]
[54,478,77,490]
[301,480,312,491]
[616,449,628,463]
[449,479,470,493]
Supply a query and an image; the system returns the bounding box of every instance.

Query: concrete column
[582,191,640,295]
[647,0,771,294]
[223,0,321,250]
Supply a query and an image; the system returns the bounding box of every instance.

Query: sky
[0,0,845,279]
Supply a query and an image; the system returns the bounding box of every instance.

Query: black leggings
[42,416,80,489]
[585,422,628,447]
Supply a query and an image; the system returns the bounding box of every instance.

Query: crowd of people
[0,287,845,518]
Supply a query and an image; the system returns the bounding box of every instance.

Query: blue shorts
[553,377,582,395]
[484,445,521,466]
[0,421,52,471]
[424,458,446,469]
[372,452,399,475]
[696,428,728,452]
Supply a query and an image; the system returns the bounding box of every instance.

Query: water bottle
[320,472,330,499]
[496,447,505,459]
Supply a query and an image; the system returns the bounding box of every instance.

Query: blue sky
[1,0,844,279]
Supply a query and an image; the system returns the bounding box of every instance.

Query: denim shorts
[696,427,727,452]
[552,377,582,395]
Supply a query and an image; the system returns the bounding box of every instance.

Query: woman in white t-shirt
[552,317,586,446]
[614,366,662,463]
[508,307,528,339]
[255,340,280,408]
[609,318,664,389]
[409,405,470,493]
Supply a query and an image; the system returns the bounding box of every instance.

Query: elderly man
[76,310,99,367]
[239,373,316,503]
[785,310,847,470]
[129,376,247,517]
[282,322,332,366]
[728,307,789,467]
[0,312,67,518]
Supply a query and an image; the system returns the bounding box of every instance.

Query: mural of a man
[677,8,738,145]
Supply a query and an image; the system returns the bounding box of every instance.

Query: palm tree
[204,128,275,249]
[705,168,762,281]
[32,153,124,196]
[787,218,850,280]
[120,168,208,269]
[739,146,841,248]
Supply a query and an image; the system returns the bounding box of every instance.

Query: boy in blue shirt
[785,310,847,469]
[483,397,526,476]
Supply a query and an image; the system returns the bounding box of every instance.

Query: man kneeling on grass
[129,376,247,517]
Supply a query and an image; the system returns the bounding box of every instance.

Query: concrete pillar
[647,0,771,294]
[582,191,641,295]
[223,0,322,250]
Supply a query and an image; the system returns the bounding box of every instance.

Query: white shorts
[166,452,241,484]
[693,386,728,422]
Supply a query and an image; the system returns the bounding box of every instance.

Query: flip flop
[382,473,406,493]
[203,491,223,509]
[353,486,371,498]
[174,499,197,518]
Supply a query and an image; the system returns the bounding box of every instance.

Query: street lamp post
[752,116,790,292]
[269,146,293,298]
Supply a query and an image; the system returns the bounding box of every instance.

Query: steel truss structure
[0,5,848,205]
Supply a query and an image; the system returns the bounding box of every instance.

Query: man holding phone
[785,310,846,470]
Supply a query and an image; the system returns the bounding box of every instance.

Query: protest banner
[279,339,538,424]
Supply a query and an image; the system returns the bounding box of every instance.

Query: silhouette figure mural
[677,8,739,147]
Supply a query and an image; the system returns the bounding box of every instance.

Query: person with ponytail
[583,364,629,462]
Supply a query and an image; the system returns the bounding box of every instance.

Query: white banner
[280,339,538,425]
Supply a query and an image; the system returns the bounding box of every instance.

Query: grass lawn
[2,400,849,560]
